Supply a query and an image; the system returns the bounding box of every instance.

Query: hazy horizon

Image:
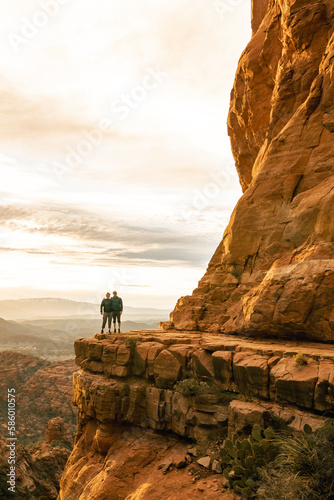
[0,0,251,309]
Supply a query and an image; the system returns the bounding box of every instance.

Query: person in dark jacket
[100,292,113,333]
[111,290,123,333]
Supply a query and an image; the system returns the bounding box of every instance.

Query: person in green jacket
[111,290,123,333]
[100,292,113,333]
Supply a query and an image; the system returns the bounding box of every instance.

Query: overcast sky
[0,0,251,309]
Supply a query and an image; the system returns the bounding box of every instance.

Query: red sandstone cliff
[163,0,334,341]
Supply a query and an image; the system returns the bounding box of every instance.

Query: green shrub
[257,467,316,500]
[257,420,334,500]
[220,424,277,498]
[293,353,308,365]
[174,378,210,397]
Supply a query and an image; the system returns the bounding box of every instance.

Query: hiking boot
[114,328,116,333]
[101,329,104,333]
[108,330,111,334]
[118,328,121,333]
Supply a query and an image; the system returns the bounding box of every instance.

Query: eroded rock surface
[73,331,334,412]
[163,0,334,341]
[57,330,332,499]
[0,352,77,446]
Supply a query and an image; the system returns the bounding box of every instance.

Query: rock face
[0,420,72,500]
[57,330,332,499]
[163,0,334,342]
[46,418,73,445]
[73,332,334,412]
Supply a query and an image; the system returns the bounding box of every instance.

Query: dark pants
[102,312,112,329]
[112,311,121,323]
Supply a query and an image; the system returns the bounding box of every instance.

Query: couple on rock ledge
[100,291,123,334]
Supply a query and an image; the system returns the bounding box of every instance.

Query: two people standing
[100,291,123,334]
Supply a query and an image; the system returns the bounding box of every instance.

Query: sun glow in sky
[0,0,251,309]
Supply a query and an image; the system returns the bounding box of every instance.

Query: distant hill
[0,317,69,359]
[0,316,160,360]
[0,298,170,321]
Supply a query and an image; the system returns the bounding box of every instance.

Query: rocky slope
[162,0,334,342]
[57,330,332,499]
[0,418,73,499]
[0,352,77,446]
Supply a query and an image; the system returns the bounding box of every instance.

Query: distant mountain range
[0,298,170,359]
[0,316,160,360]
[0,298,170,321]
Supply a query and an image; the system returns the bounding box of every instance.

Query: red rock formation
[163,0,334,342]
[46,418,73,445]
[57,331,330,499]
[0,423,72,499]
[0,352,77,445]
[58,424,236,500]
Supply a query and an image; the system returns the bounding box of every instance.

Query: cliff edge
[162,0,334,341]
[57,331,333,499]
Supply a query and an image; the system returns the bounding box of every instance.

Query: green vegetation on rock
[293,353,308,366]
[258,420,334,500]
[174,378,210,397]
[220,424,277,498]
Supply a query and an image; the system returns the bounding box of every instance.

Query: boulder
[132,343,150,375]
[233,352,269,399]
[228,400,268,436]
[212,460,222,474]
[101,344,118,364]
[146,343,165,378]
[197,456,211,468]
[172,453,188,469]
[115,345,131,366]
[168,345,193,368]
[45,417,72,444]
[212,351,233,389]
[314,359,334,411]
[153,350,182,389]
[270,356,319,408]
[86,340,103,361]
[191,349,215,379]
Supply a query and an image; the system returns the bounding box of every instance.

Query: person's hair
[106,292,110,296]
[113,290,117,294]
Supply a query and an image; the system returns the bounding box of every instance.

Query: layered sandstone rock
[73,331,334,412]
[163,0,334,341]
[57,330,331,499]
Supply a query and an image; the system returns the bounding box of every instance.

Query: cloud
[0,79,85,140]
[0,0,251,304]
[0,203,218,267]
